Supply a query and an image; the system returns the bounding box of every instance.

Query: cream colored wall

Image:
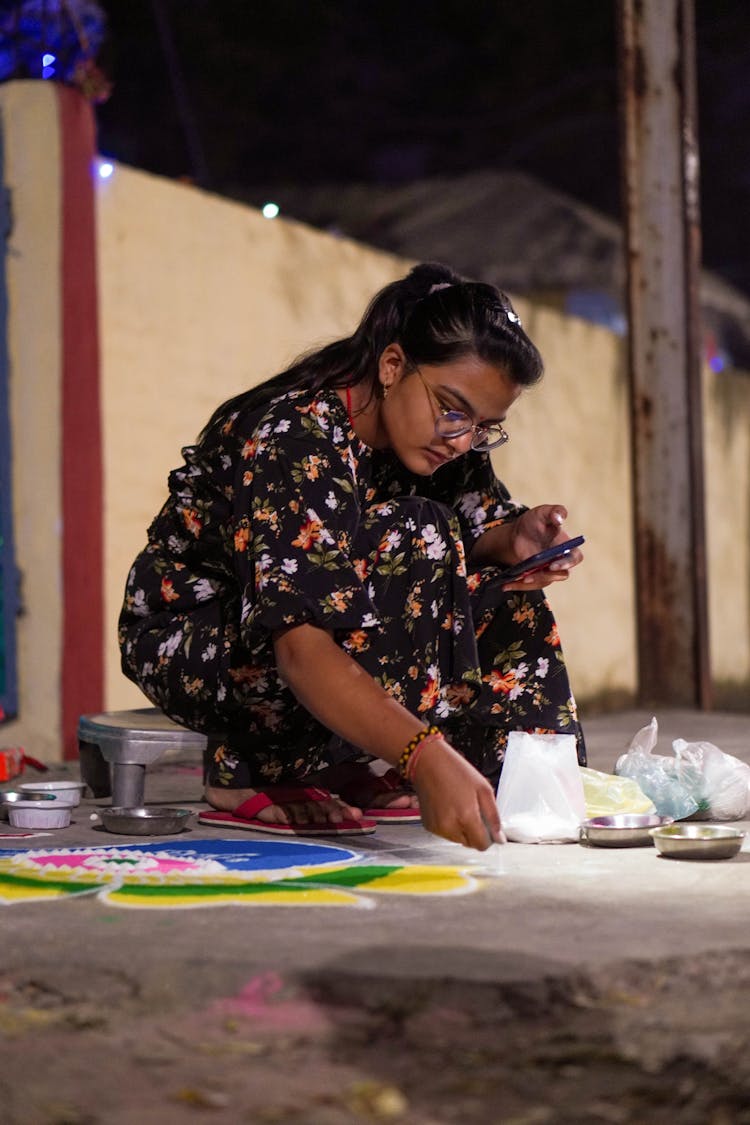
[0,83,64,760]
[704,366,750,697]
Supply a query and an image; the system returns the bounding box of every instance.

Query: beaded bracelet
[397,725,441,780]
[404,732,443,782]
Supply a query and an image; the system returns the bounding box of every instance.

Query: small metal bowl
[2,789,58,805]
[97,806,192,836]
[649,824,745,861]
[1,790,58,820]
[580,814,674,848]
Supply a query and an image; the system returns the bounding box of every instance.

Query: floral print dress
[119,387,585,790]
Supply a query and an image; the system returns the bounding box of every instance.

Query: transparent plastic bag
[615,717,701,820]
[672,738,750,821]
[615,717,750,821]
[496,731,585,843]
[580,767,655,819]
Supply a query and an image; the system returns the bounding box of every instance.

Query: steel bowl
[97,806,192,836]
[1,789,58,820]
[649,823,745,861]
[579,814,674,848]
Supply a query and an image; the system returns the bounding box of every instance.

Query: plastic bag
[672,738,750,820]
[580,767,655,819]
[615,717,701,819]
[496,731,586,843]
[615,717,750,821]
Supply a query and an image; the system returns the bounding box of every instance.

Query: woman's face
[377,345,523,476]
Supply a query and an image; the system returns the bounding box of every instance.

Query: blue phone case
[500,535,585,582]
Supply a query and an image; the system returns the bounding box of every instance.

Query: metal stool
[77,708,209,807]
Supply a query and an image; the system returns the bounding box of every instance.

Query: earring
[381,384,389,400]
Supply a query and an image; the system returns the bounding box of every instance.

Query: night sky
[94,1,750,297]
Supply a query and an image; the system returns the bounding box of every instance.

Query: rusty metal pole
[616,0,712,708]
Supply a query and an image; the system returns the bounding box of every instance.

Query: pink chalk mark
[0,832,53,840]
[212,971,329,1032]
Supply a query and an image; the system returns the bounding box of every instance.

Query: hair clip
[428,282,454,294]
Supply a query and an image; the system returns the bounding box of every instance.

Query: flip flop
[198,786,377,836]
[337,768,422,825]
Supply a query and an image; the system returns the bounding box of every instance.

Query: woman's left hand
[502,504,584,591]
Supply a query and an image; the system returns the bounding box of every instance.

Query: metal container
[97,806,192,836]
[20,780,86,807]
[649,824,745,861]
[579,814,674,848]
[1,790,58,820]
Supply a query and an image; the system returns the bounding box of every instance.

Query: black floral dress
[119,387,585,789]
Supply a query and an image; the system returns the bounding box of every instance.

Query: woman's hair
[200,262,543,439]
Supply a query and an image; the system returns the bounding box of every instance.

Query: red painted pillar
[57,86,104,758]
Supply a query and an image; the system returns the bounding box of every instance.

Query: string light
[262,202,280,219]
[97,159,114,179]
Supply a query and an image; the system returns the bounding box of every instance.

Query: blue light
[97,160,114,180]
[709,354,725,373]
[42,66,55,79]
[42,54,56,67]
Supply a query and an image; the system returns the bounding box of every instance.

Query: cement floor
[1,707,749,1124]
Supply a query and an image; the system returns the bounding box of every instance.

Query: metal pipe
[616,0,711,707]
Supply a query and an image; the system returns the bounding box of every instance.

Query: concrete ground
[1,707,749,1124]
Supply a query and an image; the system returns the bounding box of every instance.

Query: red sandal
[198,786,377,836]
[337,769,422,824]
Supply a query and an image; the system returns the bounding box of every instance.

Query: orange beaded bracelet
[397,725,441,780]
[404,732,443,782]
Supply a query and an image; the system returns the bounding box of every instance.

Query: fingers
[412,745,508,852]
[478,787,505,845]
[528,503,566,534]
[502,569,571,592]
[440,790,507,852]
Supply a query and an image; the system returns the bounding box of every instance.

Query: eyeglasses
[414,367,510,452]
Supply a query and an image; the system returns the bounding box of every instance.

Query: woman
[119,262,585,851]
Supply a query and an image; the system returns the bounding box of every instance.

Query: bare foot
[204,785,363,827]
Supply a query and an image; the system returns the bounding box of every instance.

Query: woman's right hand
[410,738,505,851]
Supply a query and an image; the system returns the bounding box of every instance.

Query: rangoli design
[0,838,480,908]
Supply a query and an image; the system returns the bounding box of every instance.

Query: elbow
[272,623,330,685]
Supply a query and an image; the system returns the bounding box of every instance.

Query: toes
[261,803,292,825]
[260,798,359,826]
[369,792,421,811]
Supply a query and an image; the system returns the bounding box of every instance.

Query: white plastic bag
[496,731,586,843]
[615,717,750,821]
[672,738,750,820]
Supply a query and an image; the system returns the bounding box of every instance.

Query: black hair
[199,262,543,439]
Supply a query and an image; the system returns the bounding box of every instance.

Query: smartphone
[500,535,585,583]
